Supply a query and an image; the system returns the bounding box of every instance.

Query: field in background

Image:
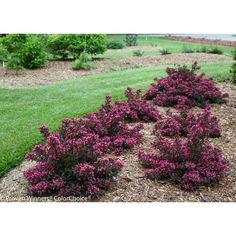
[102,35,235,57]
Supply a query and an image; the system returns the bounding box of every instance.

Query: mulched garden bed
[0,82,235,202]
[0,53,231,88]
[162,36,236,47]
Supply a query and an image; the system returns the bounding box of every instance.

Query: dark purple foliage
[138,119,228,190]
[24,125,124,197]
[143,62,228,109]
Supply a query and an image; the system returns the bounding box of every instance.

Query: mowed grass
[0,61,232,177]
[101,35,235,58]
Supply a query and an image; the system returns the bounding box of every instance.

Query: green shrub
[71,52,92,70]
[230,48,236,83]
[0,36,25,74]
[196,46,207,53]
[21,36,47,68]
[0,34,47,70]
[84,34,107,55]
[195,46,223,54]
[133,50,144,56]
[48,34,107,59]
[125,34,138,46]
[207,47,223,54]
[0,34,27,53]
[71,60,91,70]
[6,54,24,74]
[47,34,71,59]
[107,40,124,49]
[70,34,107,58]
[182,46,195,53]
[160,48,171,55]
[71,59,91,70]
[80,51,92,62]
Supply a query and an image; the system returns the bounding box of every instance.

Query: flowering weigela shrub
[153,106,221,138]
[24,95,144,197]
[24,127,124,197]
[115,87,161,122]
[138,124,228,190]
[24,124,123,197]
[143,62,228,109]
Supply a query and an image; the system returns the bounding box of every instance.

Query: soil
[162,36,236,47]
[0,83,235,202]
[0,53,232,88]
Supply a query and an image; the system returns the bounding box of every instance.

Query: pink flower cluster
[143,63,228,109]
[115,87,161,122]
[153,106,221,138]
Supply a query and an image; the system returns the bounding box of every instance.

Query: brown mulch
[162,36,236,47]
[0,83,235,202]
[0,53,232,88]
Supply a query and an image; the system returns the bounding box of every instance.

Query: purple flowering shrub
[24,127,124,197]
[115,88,161,122]
[153,106,221,138]
[24,96,145,197]
[143,62,228,109]
[138,121,228,190]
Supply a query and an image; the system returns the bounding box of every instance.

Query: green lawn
[0,61,232,177]
[102,35,234,58]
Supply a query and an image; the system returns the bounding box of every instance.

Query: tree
[47,34,107,59]
[0,34,47,73]
[125,34,138,46]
